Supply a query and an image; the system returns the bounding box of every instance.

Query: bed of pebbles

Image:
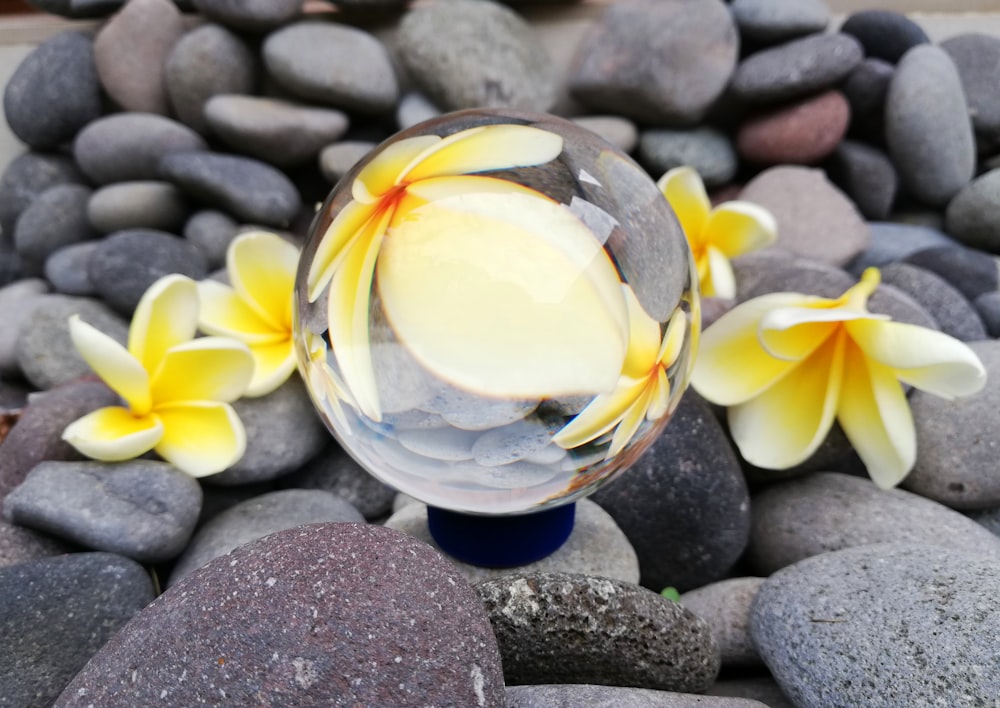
[2,0,1000,705]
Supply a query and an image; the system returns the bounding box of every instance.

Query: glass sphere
[294,109,699,515]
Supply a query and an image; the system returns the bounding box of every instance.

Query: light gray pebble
[638,127,737,187]
[847,222,958,273]
[507,685,768,708]
[87,181,188,234]
[205,94,349,169]
[191,0,303,32]
[318,141,375,184]
[878,262,987,341]
[729,0,830,44]
[421,383,537,431]
[13,184,95,275]
[707,678,794,708]
[263,22,398,114]
[279,442,396,520]
[168,489,363,586]
[471,418,555,466]
[681,577,765,668]
[751,543,1000,707]
[0,278,49,376]
[15,294,128,389]
[944,168,1000,253]
[3,460,202,563]
[941,33,1000,152]
[396,425,479,462]
[44,242,99,296]
[182,209,239,269]
[570,115,639,154]
[395,91,441,131]
[0,152,85,237]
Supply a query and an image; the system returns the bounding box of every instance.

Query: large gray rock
[729,0,830,44]
[942,33,1000,152]
[191,0,303,32]
[945,168,1000,254]
[878,262,987,340]
[45,242,100,296]
[87,181,188,234]
[680,578,765,668]
[638,127,737,188]
[0,152,85,238]
[0,518,70,570]
[507,684,767,707]
[14,184,96,275]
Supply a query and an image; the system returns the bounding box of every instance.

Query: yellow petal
[129,274,199,374]
[150,337,254,404]
[846,319,987,399]
[620,285,662,380]
[646,367,671,421]
[657,166,711,248]
[400,124,563,184]
[758,306,878,361]
[704,245,735,299]
[353,134,441,202]
[376,189,628,399]
[728,331,845,469]
[154,401,246,477]
[307,200,378,302]
[658,308,688,368]
[552,380,648,449]
[69,315,151,415]
[691,292,816,405]
[227,231,299,331]
[838,338,916,489]
[703,201,777,258]
[62,406,162,461]
[197,280,285,345]
[607,383,656,457]
[245,338,297,397]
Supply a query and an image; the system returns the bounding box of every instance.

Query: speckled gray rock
[205,95,349,168]
[590,393,750,593]
[208,376,328,485]
[55,524,505,707]
[182,209,239,269]
[730,33,863,105]
[707,678,794,708]
[568,0,738,125]
[878,262,986,341]
[840,9,930,64]
[3,32,101,150]
[903,246,1000,301]
[384,499,639,584]
[570,115,639,154]
[826,140,898,220]
[506,685,767,707]
[885,45,975,207]
[0,553,155,708]
[0,519,71,569]
[0,152,86,238]
[159,151,301,228]
[729,0,829,44]
[164,23,258,134]
[4,460,202,564]
[969,506,1000,537]
[168,489,363,586]
[13,184,95,275]
[191,0,303,32]
[748,472,1000,575]
[942,33,1000,151]
[87,181,187,234]
[318,141,375,184]
[680,578,765,668]
[638,127,737,188]
[73,113,208,185]
[945,168,1000,254]
[848,224,958,273]
[0,277,48,376]
[92,0,185,114]
[739,166,869,266]
[45,241,99,296]
[905,339,1000,510]
[395,0,556,113]
[751,543,1000,707]
[15,295,128,390]
[263,22,398,114]
[477,572,719,692]
[88,229,208,315]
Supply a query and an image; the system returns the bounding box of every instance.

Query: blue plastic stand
[427,503,576,567]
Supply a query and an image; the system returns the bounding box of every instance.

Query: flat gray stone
[87,180,188,234]
[0,518,71,569]
[903,246,1000,300]
[638,127,737,188]
[729,0,830,44]
[0,152,85,237]
[878,262,987,341]
[847,222,957,273]
[13,184,95,276]
[190,0,303,32]
[826,140,898,220]
[507,684,767,707]
[182,209,239,269]
[570,115,639,154]
[680,577,765,668]
[942,33,1000,152]
[841,9,930,64]
[45,241,99,296]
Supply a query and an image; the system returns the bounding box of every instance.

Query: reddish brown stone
[737,90,850,165]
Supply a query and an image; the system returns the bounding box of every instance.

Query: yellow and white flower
[658,166,776,299]
[692,268,986,488]
[63,275,254,477]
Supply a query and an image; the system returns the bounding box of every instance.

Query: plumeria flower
[691,268,986,488]
[63,275,254,477]
[306,123,630,422]
[197,231,299,397]
[553,286,689,458]
[658,166,776,299]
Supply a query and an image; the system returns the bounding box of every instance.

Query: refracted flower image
[63,274,254,477]
[692,267,986,489]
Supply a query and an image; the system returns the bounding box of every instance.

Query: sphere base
[427,504,576,568]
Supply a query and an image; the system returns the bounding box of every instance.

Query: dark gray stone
[751,544,1000,707]
[395,0,556,113]
[638,127,737,188]
[73,112,208,185]
[847,223,958,273]
[13,184,95,275]
[3,32,101,149]
[680,578,765,668]
[826,140,898,220]
[4,460,202,564]
[22,0,125,18]
[0,519,72,569]
[263,22,398,114]
[0,278,48,375]
[87,181,188,234]
[707,678,795,708]
[45,241,99,296]
[729,0,829,44]
[88,229,208,315]
[477,572,719,692]
[568,0,738,125]
[168,488,363,586]
[903,246,1000,301]
[159,151,301,228]
[56,524,505,707]
[841,9,930,64]
[190,0,302,32]
[182,209,239,269]
[942,33,1000,152]
[590,393,750,592]
[878,262,987,341]
[0,152,85,238]
[507,684,767,707]
[969,506,1000,537]
[842,57,893,142]
[945,168,1000,253]
[0,552,154,708]
[974,292,1000,338]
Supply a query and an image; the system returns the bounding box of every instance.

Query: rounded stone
[747,472,1000,575]
[182,209,239,269]
[87,180,188,234]
[941,33,1000,152]
[638,127,737,187]
[842,57,893,142]
[902,246,1000,301]
[737,90,850,165]
[680,577,766,668]
[168,489,364,586]
[878,262,987,341]
[507,685,766,707]
[0,519,71,569]
[729,0,830,44]
[13,184,96,275]
[945,168,1000,253]
[826,140,898,220]
[55,524,505,707]
[570,115,639,154]
[45,241,99,296]
[476,572,719,692]
[885,45,975,207]
[263,22,398,114]
[20,0,126,18]
[4,460,203,564]
[395,91,441,131]
[0,279,60,374]
[568,0,738,125]
[204,94,349,168]
[164,23,258,134]
[318,141,375,185]
[840,9,930,64]
[974,292,1000,338]
[590,393,750,593]
[88,229,208,315]
[751,543,1000,706]
[707,678,795,707]
[395,0,557,114]
[848,223,958,273]
[73,112,208,185]
[3,31,101,150]
[190,0,303,32]
[0,152,86,237]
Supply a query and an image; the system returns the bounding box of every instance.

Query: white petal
[69,315,151,414]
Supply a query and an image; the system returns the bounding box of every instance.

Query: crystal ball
[294,109,699,515]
